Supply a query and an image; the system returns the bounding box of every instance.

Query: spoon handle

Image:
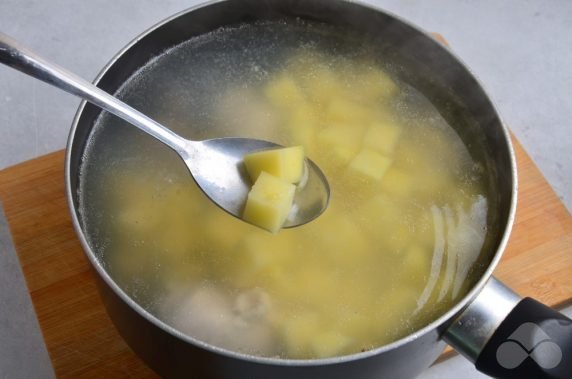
[0,32,188,153]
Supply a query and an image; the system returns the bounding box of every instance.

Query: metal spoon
[0,32,330,228]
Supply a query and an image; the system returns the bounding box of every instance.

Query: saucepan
[57,0,571,378]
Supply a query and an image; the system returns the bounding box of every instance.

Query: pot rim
[65,0,518,366]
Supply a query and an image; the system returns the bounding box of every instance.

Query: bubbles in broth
[79,20,493,359]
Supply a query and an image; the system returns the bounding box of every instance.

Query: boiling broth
[79,20,493,359]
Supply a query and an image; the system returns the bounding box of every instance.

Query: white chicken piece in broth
[159,285,277,356]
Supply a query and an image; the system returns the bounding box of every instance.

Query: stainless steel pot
[64,1,571,378]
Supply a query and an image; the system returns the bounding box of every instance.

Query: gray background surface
[0,1,570,378]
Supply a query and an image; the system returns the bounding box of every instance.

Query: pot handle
[444,277,572,379]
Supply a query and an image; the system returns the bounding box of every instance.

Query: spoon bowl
[0,32,330,228]
[186,137,329,227]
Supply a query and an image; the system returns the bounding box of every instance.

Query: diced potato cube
[348,149,392,181]
[218,228,293,287]
[311,331,351,358]
[282,312,320,358]
[242,172,296,233]
[287,104,319,147]
[331,146,357,165]
[317,123,366,165]
[326,98,371,124]
[237,232,290,271]
[363,122,402,156]
[265,75,305,108]
[380,167,413,197]
[243,146,305,184]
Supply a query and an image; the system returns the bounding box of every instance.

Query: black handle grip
[475,297,572,378]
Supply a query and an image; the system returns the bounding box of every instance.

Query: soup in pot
[79,20,495,359]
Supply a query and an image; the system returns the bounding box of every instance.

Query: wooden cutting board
[0,136,570,378]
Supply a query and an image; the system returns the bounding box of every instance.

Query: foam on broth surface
[79,20,493,359]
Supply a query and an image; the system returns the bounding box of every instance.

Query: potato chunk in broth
[79,20,492,359]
